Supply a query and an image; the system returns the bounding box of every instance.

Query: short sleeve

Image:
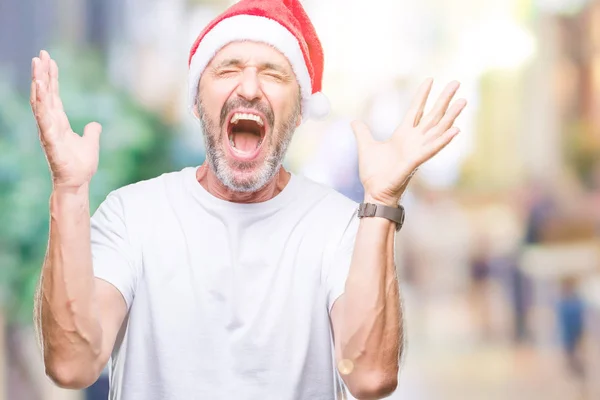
[91,192,139,309]
[325,211,360,312]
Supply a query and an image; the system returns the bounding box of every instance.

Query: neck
[195,163,291,203]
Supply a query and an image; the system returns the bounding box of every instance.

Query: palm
[352,79,467,205]
[30,50,101,189]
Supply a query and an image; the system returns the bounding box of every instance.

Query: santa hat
[187,0,330,121]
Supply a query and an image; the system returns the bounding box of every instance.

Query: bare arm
[34,185,127,389]
[31,50,127,389]
[330,215,401,400]
[330,79,467,399]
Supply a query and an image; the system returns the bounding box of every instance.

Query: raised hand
[352,79,467,206]
[30,50,102,191]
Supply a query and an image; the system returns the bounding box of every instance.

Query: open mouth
[226,112,266,159]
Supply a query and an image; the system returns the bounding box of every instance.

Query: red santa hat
[188,0,330,121]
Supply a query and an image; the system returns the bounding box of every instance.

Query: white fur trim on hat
[308,91,330,120]
[188,14,313,117]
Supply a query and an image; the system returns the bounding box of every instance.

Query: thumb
[350,120,374,150]
[83,122,102,147]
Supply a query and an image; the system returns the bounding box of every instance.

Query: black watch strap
[357,203,405,232]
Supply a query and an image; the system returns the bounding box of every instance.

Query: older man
[31,0,466,399]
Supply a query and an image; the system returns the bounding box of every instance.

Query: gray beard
[197,99,300,193]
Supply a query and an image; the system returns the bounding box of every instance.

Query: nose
[236,67,262,102]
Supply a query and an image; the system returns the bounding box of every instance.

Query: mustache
[219,98,275,128]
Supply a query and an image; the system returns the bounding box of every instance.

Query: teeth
[230,112,264,126]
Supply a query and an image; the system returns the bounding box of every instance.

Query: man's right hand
[30,50,102,191]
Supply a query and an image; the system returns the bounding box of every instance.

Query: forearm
[35,184,103,386]
[336,209,402,395]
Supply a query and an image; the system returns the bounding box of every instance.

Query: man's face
[196,41,302,193]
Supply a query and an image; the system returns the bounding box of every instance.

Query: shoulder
[93,167,193,223]
[107,167,192,205]
[294,173,358,205]
[293,173,357,205]
[291,174,359,231]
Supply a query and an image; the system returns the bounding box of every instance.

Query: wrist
[50,184,90,212]
[363,194,401,208]
[52,182,89,197]
[357,202,406,232]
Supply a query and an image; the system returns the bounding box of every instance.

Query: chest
[134,208,333,334]
[125,210,334,380]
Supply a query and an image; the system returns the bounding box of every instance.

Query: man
[31,0,466,399]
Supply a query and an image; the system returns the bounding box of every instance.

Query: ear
[192,102,200,119]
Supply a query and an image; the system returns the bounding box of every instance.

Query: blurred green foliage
[0,47,175,324]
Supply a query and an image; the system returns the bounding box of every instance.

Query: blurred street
[393,287,585,400]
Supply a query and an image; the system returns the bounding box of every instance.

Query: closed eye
[263,71,283,79]
[261,70,291,83]
[217,68,240,77]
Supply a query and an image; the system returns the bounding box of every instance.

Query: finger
[34,80,53,135]
[32,57,52,131]
[428,127,460,157]
[49,59,63,109]
[41,51,52,89]
[425,99,467,139]
[31,56,37,80]
[414,110,424,127]
[39,50,52,106]
[30,79,37,115]
[30,59,38,113]
[32,56,43,84]
[350,120,374,150]
[401,78,434,128]
[83,122,102,147]
[420,80,460,130]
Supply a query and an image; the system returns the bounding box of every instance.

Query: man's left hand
[352,78,467,206]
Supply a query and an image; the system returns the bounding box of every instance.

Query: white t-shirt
[90,166,360,400]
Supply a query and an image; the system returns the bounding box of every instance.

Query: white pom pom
[308,92,330,120]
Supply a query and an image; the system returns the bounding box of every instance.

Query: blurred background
[1,0,600,399]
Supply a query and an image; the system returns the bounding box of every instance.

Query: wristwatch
[357,203,406,232]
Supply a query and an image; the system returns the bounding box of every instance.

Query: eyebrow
[215,59,244,69]
[214,58,290,75]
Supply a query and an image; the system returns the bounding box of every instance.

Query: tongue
[233,132,260,152]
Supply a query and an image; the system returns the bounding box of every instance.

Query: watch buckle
[359,203,378,218]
